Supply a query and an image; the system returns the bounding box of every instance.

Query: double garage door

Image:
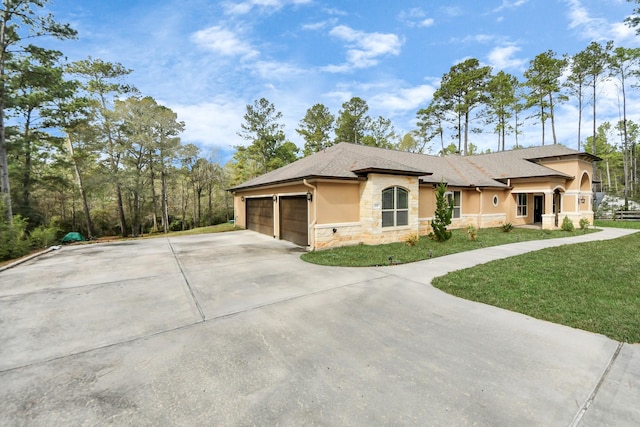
[246,196,308,246]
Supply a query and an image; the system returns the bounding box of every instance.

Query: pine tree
[431,181,453,241]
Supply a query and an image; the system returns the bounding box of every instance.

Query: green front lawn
[432,232,640,343]
[301,227,598,267]
[595,219,640,229]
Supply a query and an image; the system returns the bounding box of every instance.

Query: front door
[533,195,543,223]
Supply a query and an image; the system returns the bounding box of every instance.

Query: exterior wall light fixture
[241,196,245,202]
[579,196,586,204]
[273,195,277,202]
[306,191,313,201]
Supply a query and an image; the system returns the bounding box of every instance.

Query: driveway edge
[0,246,61,273]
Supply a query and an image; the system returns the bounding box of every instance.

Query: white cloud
[323,25,403,72]
[190,26,258,58]
[450,34,498,44]
[487,44,526,70]
[171,99,247,150]
[490,0,529,14]
[370,84,436,113]
[564,0,638,46]
[398,8,435,28]
[440,6,463,17]
[420,18,435,27]
[249,60,307,79]
[610,21,636,42]
[222,0,312,15]
[301,18,338,31]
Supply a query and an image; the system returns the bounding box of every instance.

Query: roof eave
[227,175,360,192]
[351,167,432,177]
[528,152,602,163]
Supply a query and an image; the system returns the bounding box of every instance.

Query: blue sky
[46,0,640,161]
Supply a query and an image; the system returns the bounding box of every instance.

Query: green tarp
[61,232,85,243]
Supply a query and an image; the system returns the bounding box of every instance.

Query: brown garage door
[246,197,274,237]
[280,196,308,246]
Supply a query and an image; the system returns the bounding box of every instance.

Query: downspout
[475,187,482,229]
[303,179,317,250]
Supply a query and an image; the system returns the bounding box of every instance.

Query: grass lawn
[595,219,640,229]
[432,232,640,343]
[301,226,598,267]
[141,222,240,238]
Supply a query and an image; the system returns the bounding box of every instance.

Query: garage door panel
[280,196,308,246]
[246,198,274,237]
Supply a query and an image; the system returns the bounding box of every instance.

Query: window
[492,195,499,207]
[517,193,528,217]
[382,187,409,227]
[447,191,461,219]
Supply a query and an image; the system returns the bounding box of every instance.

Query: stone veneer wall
[314,223,364,249]
[358,174,420,245]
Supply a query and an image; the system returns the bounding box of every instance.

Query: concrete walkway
[0,227,638,426]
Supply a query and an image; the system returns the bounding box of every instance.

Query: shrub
[502,222,513,232]
[467,225,477,241]
[0,214,31,261]
[579,217,590,231]
[30,221,62,249]
[405,233,419,246]
[431,181,453,241]
[561,216,575,232]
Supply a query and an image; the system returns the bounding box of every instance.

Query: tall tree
[150,102,183,233]
[609,46,640,206]
[513,83,527,148]
[236,97,287,176]
[180,144,202,227]
[523,50,567,145]
[7,45,77,221]
[416,99,446,153]
[65,118,97,239]
[433,58,491,155]
[334,96,370,144]
[564,50,591,150]
[584,122,622,193]
[362,116,397,149]
[625,1,640,34]
[296,103,334,156]
[486,71,518,151]
[115,97,153,237]
[68,57,136,236]
[582,41,613,158]
[0,0,76,222]
[115,96,183,236]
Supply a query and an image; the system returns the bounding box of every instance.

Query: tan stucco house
[229,142,599,250]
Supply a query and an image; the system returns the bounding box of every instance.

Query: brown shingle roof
[229,142,593,191]
[465,145,578,180]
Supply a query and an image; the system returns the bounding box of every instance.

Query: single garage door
[246,197,274,237]
[280,196,308,246]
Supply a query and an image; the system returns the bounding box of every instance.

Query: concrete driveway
[0,229,638,426]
